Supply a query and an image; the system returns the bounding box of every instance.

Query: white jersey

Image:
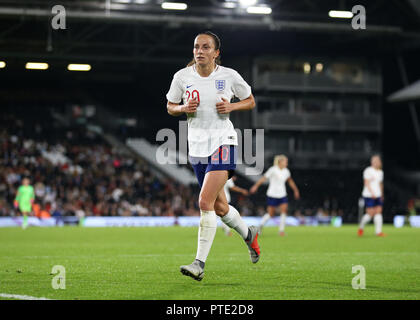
[224,178,235,203]
[264,166,291,199]
[166,64,252,157]
[362,166,383,198]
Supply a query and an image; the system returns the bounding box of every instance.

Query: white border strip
[0,293,52,300]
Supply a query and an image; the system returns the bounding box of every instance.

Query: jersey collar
[192,64,220,79]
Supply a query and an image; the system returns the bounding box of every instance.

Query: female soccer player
[166,31,261,281]
[250,155,300,236]
[220,176,249,236]
[14,177,35,229]
[358,155,385,237]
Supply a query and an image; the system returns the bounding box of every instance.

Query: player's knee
[214,201,229,217]
[198,196,214,211]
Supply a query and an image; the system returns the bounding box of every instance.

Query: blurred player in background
[14,177,35,229]
[358,155,385,237]
[250,155,300,236]
[166,31,260,281]
[220,176,249,236]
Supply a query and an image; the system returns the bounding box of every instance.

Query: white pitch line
[0,293,52,300]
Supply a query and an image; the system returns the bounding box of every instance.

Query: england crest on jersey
[215,80,226,91]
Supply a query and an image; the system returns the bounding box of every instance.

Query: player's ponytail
[187,31,221,67]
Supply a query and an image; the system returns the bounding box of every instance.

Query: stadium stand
[0,107,201,218]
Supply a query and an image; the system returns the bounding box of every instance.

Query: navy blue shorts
[189,145,237,188]
[267,196,288,207]
[364,197,383,208]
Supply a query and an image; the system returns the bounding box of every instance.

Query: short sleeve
[231,70,252,100]
[363,168,371,180]
[226,179,235,188]
[166,75,184,104]
[264,167,274,179]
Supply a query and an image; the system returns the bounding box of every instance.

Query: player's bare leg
[180,170,226,281]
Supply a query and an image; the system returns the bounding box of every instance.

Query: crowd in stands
[0,113,202,218]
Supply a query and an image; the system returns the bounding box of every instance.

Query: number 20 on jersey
[186,90,200,102]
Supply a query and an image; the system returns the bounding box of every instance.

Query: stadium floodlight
[67,64,92,72]
[246,6,272,14]
[303,62,311,74]
[0,61,5,69]
[223,2,237,9]
[25,62,49,70]
[240,0,258,6]
[161,2,187,10]
[316,63,323,72]
[328,10,353,18]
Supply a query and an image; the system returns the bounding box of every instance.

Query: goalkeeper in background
[14,177,35,229]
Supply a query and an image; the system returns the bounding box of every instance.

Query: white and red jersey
[166,64,252,157]
[362,166,383,198]
[264,166,291,199]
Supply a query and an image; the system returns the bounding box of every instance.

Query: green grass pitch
[0,225,419,300]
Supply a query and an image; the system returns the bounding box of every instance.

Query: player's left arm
[216,94,255,114]
[380,182,384,201]
[30,187,35,205]
[287,177,300,200]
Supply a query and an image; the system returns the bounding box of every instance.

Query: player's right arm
[167,98,198,117]
[364,178,376,198]
[167,71,200,117]
[14,188,20,208]
[250,176,267,194]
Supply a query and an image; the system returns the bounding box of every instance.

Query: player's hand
[241,189,249,196]
[182,98,199,114]
[250,185,258,194]
[294,191,300,200]
[13,201,18,209]
[216,98,234,114]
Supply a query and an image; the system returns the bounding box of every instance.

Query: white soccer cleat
[180,261,204,281]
